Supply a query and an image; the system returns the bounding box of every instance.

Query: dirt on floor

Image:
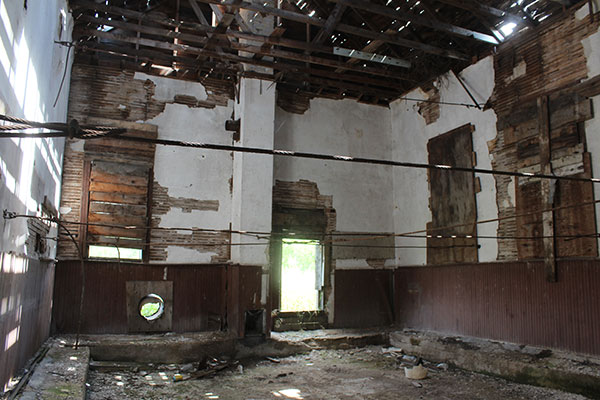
[87,346,587,400]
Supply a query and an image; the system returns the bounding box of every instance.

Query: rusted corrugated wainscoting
[0,257,55,392]
[52,261,261,334]
[334,269,395,328]
[395,259,600,356]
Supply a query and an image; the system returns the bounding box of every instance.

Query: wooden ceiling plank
[74,25,412,87]
[329,0,499,44]
[73,0,468,60]
[190,0,469,59]
[75,20,411,78]
[78,14,412,70]
[312,2,347,45]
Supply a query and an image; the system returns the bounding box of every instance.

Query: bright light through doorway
[281,239,320,312]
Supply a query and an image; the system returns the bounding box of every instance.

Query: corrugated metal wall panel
[0,257,54,391]
[395,260,600,355]
[52,261,228,334]
[334,269,394,328]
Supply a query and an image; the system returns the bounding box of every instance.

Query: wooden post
[538,96,557,282]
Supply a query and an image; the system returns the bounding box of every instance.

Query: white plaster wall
[231,78,275,267]
[0,0,73,258]
[0,0,72,389]
[275,98,394,233]
[138,73,235,263]
[390,56,498,266]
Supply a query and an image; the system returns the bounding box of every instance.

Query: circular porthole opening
[139,294,165,321]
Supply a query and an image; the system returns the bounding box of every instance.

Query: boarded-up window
[83,160,151,260]
[515,93,597,260]
[427,124,478,265]
[516,156,597,259]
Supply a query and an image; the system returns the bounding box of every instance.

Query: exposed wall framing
[490,8,600,260]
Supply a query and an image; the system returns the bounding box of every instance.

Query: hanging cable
[0,113,598,184]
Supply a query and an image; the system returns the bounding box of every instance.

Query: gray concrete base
[58,329,388,365]
[390,329,600,399]
[18,344,89,400]
[237,328,389,359]
[58,332,237,364]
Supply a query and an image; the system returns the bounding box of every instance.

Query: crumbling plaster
[274,97,394,268]
[390,56,499,266]
[137,72,235,263]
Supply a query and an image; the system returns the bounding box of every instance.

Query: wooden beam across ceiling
[188,0,469,59]
[328,0,499,44]
[74,16,412,78]
[73,0,467,60]
[77,40,400,100]
[73,1,414,68]
[73,20,413,90]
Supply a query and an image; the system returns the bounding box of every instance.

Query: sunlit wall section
[0,0,73,392]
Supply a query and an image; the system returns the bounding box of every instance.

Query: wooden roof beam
[189,0,469,59]
[73,0,468,60]
[76,16,412,75]
[73,25,414,86]
[328,0,499,44]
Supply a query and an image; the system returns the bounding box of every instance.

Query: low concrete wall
[391,329,600,399]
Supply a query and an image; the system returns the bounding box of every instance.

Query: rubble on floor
[86,346,587,400]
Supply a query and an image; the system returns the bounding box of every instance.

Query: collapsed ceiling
[69,0,576,106]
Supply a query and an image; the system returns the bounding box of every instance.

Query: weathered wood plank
[89,191,148,205]
[89,181,148,195]
[91,170,149,186]
[89,202,147,216]
[88,212,148,227]
[87,225,147,239]
[538,96,557,282]
[427,124,478,265]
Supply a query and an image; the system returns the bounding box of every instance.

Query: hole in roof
[500,22,517,36]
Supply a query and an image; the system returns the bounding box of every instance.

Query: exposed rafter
[69,0,572,105]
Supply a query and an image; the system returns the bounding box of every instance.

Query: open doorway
[280,239,323,312]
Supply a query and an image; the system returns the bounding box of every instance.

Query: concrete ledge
[18,344,89,400]
[390,329,600,399]
[237,329,389,359]
[58,332,237,364]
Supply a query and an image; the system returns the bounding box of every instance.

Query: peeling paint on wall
[153,181,219,214]
[417,85,440,125]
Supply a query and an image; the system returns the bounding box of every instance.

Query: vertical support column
[538,96,557,282]
[230,78,276,335]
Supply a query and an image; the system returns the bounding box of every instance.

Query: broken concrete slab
[390,329,600,399]
[236,328,389,360]
[18,344,89,400]
[271,328,389,349]
[57,332,237,364]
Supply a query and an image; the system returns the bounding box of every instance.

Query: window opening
[280,239,323,312]
[138,293,165,321]
[88,244,143,261]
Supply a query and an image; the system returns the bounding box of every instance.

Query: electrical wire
[0,113,598,184]
[113,134,600,184]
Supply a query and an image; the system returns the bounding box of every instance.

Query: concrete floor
[86,346,586,400]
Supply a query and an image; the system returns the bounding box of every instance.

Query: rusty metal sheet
[334,269,394,328]
[395,260,600,356]
[0,257,55,391]
[52,261,227,334]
